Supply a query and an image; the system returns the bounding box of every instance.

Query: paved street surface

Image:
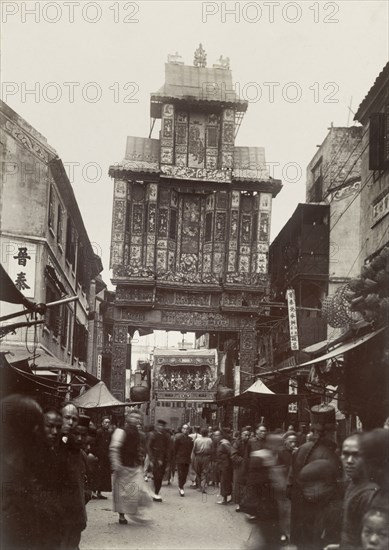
[81,481,251,550]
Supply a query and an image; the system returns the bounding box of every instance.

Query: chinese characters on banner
[286,288,299,351]
[97,354,102,380]
[7,241,37,299]
[288,377,298,413]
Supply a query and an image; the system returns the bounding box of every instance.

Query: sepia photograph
[0,1,388,549]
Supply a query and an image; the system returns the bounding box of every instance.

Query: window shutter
[369,112,385,170]
[384,105,389,166]
[48,185,55,229]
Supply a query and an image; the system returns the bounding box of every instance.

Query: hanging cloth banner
[286,288,299,351]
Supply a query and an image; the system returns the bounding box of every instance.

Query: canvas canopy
[216,378,306,409]
[73,380,143,409]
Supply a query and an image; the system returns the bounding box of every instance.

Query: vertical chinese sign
[7,241,37,299]
[288,378,298,413]
[286,288,299,351]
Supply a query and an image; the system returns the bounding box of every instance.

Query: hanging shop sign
[286,288,299,351]
[6,240,37,299]
[97,354,102,380]
[288,377,298,413]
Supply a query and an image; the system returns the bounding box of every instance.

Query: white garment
[110,428,152,515]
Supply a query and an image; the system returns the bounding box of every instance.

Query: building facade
[306,125,363,326]
[108,46,282,405]
[354,62,389,263]
[0,100,102,385]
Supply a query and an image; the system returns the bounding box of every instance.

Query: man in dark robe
[58,402,87,550]
[148,419,171,501]
[94,416,112,498]
[174,423,193,496]
[288,404,343,549]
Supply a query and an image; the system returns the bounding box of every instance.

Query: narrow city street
[81,481,251,550]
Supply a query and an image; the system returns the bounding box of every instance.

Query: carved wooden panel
[114,180,126,198]
[113,324,128,344]
[203,254,212,272]
[161,104,174,166]
[230,210,239,239]
[132,204,144,233]
[213,253,223,273]
[241,214,252,243]
[181,196,200,256]
[259,212,270,242]
[175,111,188,166]
[231,191,240,208]
[157,249,167,271]
[147,204,156,233]
[116,287,153,302]
[188,113,206,168]
[158,208,169,238]
[228,251,236,272]
[111,343,128,392]
[215,212,226,241]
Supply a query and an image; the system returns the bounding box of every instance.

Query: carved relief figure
[188,124,205,166]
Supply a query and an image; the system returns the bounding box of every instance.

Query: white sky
[2,0,388,288]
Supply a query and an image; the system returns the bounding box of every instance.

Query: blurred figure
[279,431,298,474]
[277,431,299,542]
[340,433,378,549]
[110,413,151,524]
[188,425,201,488]
[174,424,193,496]
[143,425,154,482]
[86,422,99,500]
[214,428,233,505]
[242,424,268,519]
[209,426,220,488]
[298,459,343,547]
[231,429,250,512]
[164,429,175,486]
[75,415,92,505]
[37,408,65,549]
[192,427,213,494]
[94,416,112,499]
[0,395,45,550]
[288,404,343,549]
[147,419,170,501]
[360,428,389,510]
[296,424,308,446]
[244,432,283,550]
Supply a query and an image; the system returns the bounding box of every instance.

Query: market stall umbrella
[73,380,143,409]
[215,378,307,409]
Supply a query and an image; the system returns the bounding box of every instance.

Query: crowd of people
[1,394,388,550]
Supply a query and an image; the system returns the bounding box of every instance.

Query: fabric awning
[73,380,143,409]
[216,378,306,409]
[296,327,386,368]
[3,342,81,371]
[258,326,386,379]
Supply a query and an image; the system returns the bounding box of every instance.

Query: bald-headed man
[59,401,87,550]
